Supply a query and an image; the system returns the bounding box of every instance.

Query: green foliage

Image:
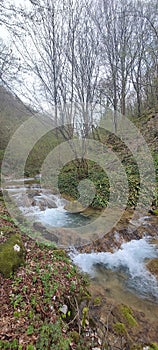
[120,305,138,327]
[93,296,101,306]
[0,233,25,277]
[0,339,18,349]
[0,225,14,234]
[10,293,24,309]
[81,307,89,328]
[149,343,158,350]
[113,322,127,335]
[27,325,34,336]
[36,321,71,350]
[0,214,15,223]
[58,160,110,209]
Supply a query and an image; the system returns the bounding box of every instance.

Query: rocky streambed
[2,177,158,347]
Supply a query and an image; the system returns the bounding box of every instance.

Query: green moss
[152,209,158,216]
[93,296,102,306]
[69,331,80,343]
[149,343,158,350]
[120,305,138,327]
[0,233,25,277]
[113,322,127,335]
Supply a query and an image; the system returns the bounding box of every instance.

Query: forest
[0,0,158,349]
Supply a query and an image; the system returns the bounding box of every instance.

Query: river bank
[1,191,158,349]
[0,198,101,349]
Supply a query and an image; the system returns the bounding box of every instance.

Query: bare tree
[3,0,100,177]
[1,0,158,132]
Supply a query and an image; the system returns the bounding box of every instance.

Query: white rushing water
[5,180,158,301]
[70,238,158,300]
[7,186,92,228]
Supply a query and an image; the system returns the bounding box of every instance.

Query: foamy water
[4,180,158,301]
[70,238,158,300]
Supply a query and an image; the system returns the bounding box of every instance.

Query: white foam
[70,238,158,300]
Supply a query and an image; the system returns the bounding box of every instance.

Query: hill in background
[0,85,32,150]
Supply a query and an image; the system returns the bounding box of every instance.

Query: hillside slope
[0,85,32,150]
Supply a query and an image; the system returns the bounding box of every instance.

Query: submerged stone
[64,200,85,213]
[0,233,25,278]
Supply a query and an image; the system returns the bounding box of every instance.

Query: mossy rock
[0,233,25,277]
[147,258,158,278]
[64,200,85,213]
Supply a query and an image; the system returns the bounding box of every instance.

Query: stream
[3,177,158,322]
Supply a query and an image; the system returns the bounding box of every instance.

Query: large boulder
[0,233,25,278]
[32,197,57,210]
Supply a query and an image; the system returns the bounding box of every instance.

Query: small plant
[81,307,89,328]
[10,293,23,309]
[113,322,127,335]
[70,281,76,292]
[12,275,22,286]
[30,295,37,308]
[36,321,71,349]
[0,339,18,349]
[120,305,138,327]
[28,309,34,319]
[32,275,37,283]
[26,345,35,350]
[27,324,34,335]
[93,296,101,306]
[22,285,28,293]
[0,214,15,222]
[13,310,25,318]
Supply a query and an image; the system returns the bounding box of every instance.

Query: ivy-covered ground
[0,198,102,350]
[42,111,158,210]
